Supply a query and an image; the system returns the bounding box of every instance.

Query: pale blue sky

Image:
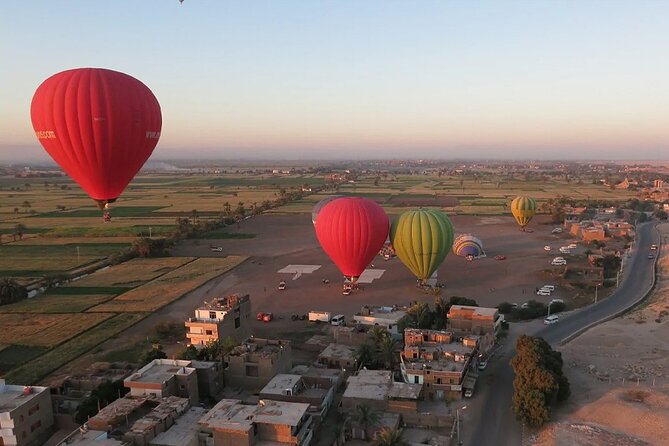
[1,0,668,160]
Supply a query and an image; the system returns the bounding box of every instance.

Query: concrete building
[185,294,251,348]
[198,399,313,446]
[123,397,189,446]
[259,373,335,420]
[446,305,502,335]
[149,406,206,446]
[400,329,477,401]
[124,359,199,406]
[352,305,408,336]
[0,379,53,446]
[55,428,126,446]
[224,338,292,391]
[340,370,422,414]
[316,343,356,369]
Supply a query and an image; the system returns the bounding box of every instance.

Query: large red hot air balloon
[30,68,162,220]
[315,197,389,284]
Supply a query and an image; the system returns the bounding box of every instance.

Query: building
[316,343,356,369]
[198,399,313,446]
[340,370,422,413]
[259,373,336,420]
[0,379,53,446]
[123,397,190,446]
[149,406,207,446]
[185,294,251,348]
[55,427,126,446]
[224,338,292,391]
[124,359,199,406]
[352,305,408,336]
[400,329,477,401]
[447,305,502,335]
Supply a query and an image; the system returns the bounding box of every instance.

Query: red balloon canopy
[30,68,162,206]
[315,197,389,281]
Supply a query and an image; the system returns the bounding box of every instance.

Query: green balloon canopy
[390,208,454,283]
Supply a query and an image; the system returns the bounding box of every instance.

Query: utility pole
[76,245,80,263]
[595,285,598,303]
[149,226,152,238]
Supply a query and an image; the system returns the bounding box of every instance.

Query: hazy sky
[2,0,668,161]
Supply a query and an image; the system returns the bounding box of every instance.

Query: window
[414,376,419,384]
[234,317,240,328]
[205,330,213,335]
[28,404,39,415]
[30,420,41,432]
[209,311,217,319]
[246,365,259,377]
[436,378,442,384]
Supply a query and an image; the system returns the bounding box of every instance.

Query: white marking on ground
[278,264,321,274]
[357,269,386,283]
[292,272,302,281]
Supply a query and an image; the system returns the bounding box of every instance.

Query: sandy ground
[530,225,669,446]
[47,212,586,381]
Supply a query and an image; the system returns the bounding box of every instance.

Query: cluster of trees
[75,379,129,424]
[334,404,407,446]
[498,300,566,321]
[0,278,28,306]
[178,337,239,362]
[353,326,397,370]
[402,295,478,331]
[511,335,570,427]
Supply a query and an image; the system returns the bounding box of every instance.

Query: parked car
[262,312,273,322]
[551,258,567,266]
[256,312,265,321]
[549,298,564,305]
[464,389,473,398]
[648,254,654,259]
[330,314,346,326]
[552,227,563,234]
[478,361,488,371]
[278,281,287,291]
[210,246,223,252]
[544,314,559,325]
[542,285,555,291]
[521,302,530,309]
[559,247,571,254]
[544,246,551,252]
[537,289,551,296]
[651,244,658,251]
[494,255,507,260]
[567,243,577,249]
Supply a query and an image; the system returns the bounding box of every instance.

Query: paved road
[464,222,660,446]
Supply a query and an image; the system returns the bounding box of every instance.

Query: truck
[308,311,332,323]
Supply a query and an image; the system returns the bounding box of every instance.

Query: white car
[544,315,559,325]
[537,289,551,296]
[544,246,551,252]
[552,228,563,234]
[567,243,577,249]
[559,247,571,254]
[542,285,555,291]
[278,281,287,290]
[549,298,564,305]
[551,259,567,266]
[464,389,473,398]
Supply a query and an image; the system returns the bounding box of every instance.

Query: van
[330,314,345,326]
[544,315,559,325]
[542,285,555,291]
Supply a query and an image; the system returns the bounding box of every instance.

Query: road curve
[466,221,660,446]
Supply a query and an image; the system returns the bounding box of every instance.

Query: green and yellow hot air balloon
[390,209,454,284]
[511,196,537,231]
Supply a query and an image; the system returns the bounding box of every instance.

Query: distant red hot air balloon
[315,197,389,284]
[30,68,162,220]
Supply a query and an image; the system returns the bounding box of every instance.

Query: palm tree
[354,343,375,369]
[21,201,31,213]
[132,237,153,258]
[368,326,388,349]
[350,404,381,440]
[0,278,27,305]
[433,296,448,329]
[380,335,396,370]
[190,209,199,224]
[373,428,408,446]
[406,302,432,328]
[14,223,27,241]
[223,201,232,216]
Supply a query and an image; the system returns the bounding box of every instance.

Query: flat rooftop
[0,380,48,412]
[149,407,207,446]
[125,359,195,385]
[318,343,355,360]
[402,358,467,373]
[58,429,125,446]
[354,309,406,323]
[199,399,309,431]
[343,370,420,402]
[448,305,498,318]
[290,365,342,381]
[227,338,289,358]
[260,374,302,396]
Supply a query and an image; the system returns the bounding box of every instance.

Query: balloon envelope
[312,195,341,225]
[453,234,484,257]
[30,68,162,204]
[390,209,454,281]
[511,196,537,228]
[315,197,389,280]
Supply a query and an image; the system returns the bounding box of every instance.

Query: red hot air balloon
[30,68,162,220]
[315,197,389,286]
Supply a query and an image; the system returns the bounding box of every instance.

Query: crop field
[70,257,196,288]
[88,256,247,312]
[3,313,147,385]
[0,313,114,347]
[0,294,114,313]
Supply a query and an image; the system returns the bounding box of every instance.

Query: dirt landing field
[531,224,669,446]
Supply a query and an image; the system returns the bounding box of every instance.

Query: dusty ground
[48,212,587,380]
[530,224,669,446]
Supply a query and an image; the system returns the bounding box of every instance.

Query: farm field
[88,256,247,312]
[70,257,196,288]
[0,293,114,313]
[0,313,114,347]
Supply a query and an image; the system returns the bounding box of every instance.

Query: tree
[354,343,375,369]
[75,379,128,424]
[223,201,232,216]
[190,209,199,224]
[179,345,200,360]
[497,302,514,314]
[235,202,246,218]
[511,335,570,427]
[373,428,408,446]
[141,347,167,365]
[0,278,28,305]
[350,404,381,440]
[406,302,432,328]
[655,210,668,220]
[380,335,396,370]
[368,326,388,349]
[14,223,26,241]
[21,201,31,212]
